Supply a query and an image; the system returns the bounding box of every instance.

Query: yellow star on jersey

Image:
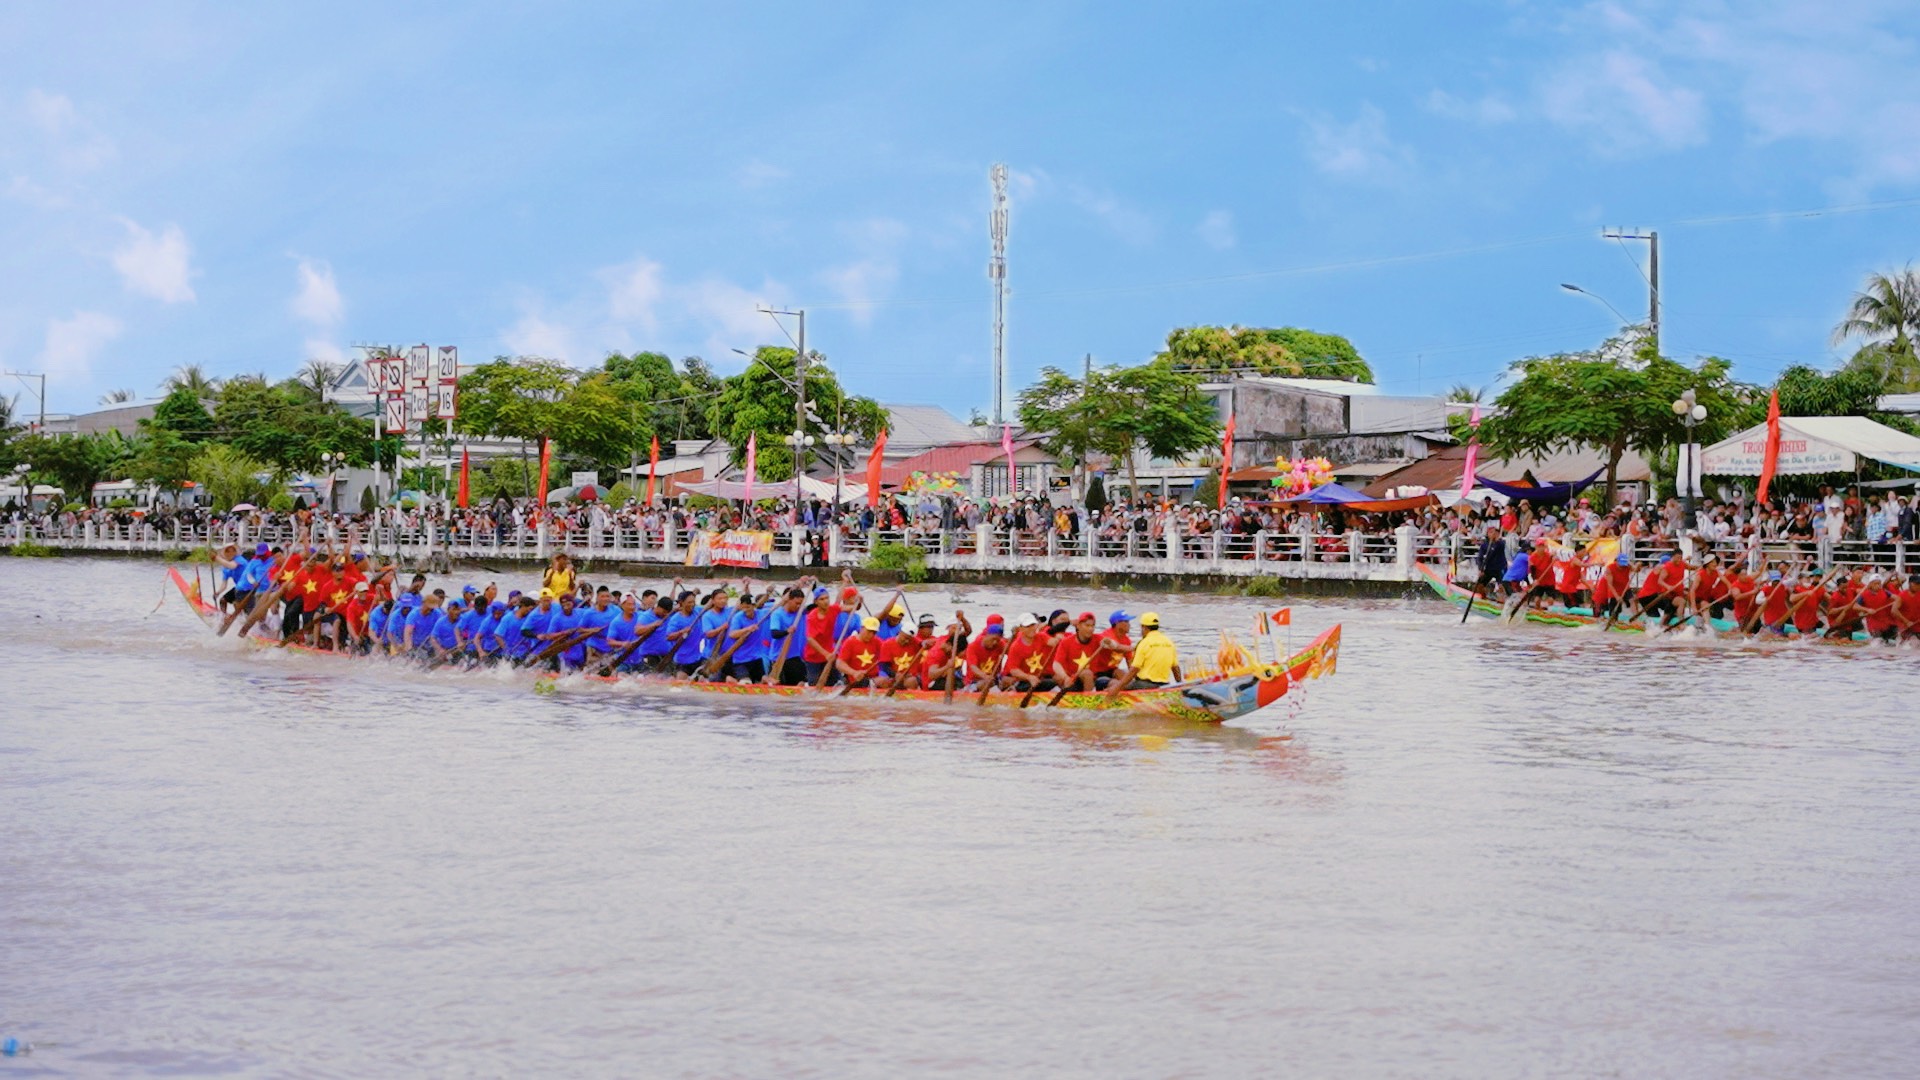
[1025,653,1045,672]
[1072,655,1091,674]
[854,649,875,668]
[304,579,320,595]
[331,589,348,606]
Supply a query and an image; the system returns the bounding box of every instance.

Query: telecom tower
[989,163,1009,425]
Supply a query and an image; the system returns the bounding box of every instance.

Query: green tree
[1459,334,1742,506]
[454,357,575,498]
[148,386,215,440]
[1446,383,1483,403]
[1018,359,1219,497]
[126,429,198,496]
[707,347,885,480]
[1155,325,1373,382]
[600,351,721,442]
[551,374,643,467]
[211,377,371,473]
[1832,267,1919,391]
[162,363,220,397]
[99,388,136,405]
[188,444,274,511]
[16,432,128,503]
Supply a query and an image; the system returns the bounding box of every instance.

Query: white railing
[12,518,1908,584]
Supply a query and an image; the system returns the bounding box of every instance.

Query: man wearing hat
[1049,611,1106,693]
[1090,611,1135,687]
[961,615,1008,689]
[999,614,1051,692]
[1130,613,1182,689]
[834,616,885,690]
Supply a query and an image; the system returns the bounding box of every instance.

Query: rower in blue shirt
[602,595,646,671]
[455,598,487,653]
[429,597,465,658]
[475,601,507,660]
[722,592,773,683]
[367,598,391,648]
[635,597,675,672]
[499,596,536,661]
[541,594,586,670]
[662,592,703,675]
[695,590,733,667]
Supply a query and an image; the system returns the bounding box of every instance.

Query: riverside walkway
[10,519,1914,584]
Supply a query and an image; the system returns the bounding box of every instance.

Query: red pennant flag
[1218,413,1236,510]
[1270,607,1291,627]
[1757,388,1781,508]
[456,448,470,509]
[866,428,888,508]
[646,435,660,506]
[1001,423,1018,495]
[535,436,552,513]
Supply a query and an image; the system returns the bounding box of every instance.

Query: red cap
[840,586,860,602]
[1076,611,1096,623]
[985,614,1004,625]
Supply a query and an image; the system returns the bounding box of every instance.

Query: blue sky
[4,1,1919,417]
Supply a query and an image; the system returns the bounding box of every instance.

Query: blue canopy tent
[1272,482,1373,504]
[1470,468,1606,505]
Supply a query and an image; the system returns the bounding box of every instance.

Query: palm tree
[99,388,136,406]
[1445,383,1483,403]
[161,364,220,398]
[1833,267,1920,393]
[296,359,339,401]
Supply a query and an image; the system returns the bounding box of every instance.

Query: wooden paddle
[1103,665,1140,701]
[516,627,596,668]
[699,610,769,681]
[812,599,867,690]
[940,627,962,704]
[974,648,1007,706]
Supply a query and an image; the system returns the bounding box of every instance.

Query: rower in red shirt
[834,617,885,689]
[961,616,1008,688]
[1633,553,1686,622]
[1592,553,1633,620]
[1756,568,1791,634]
[1050,612,1105,692]
[1824,569,1866,640]
[1000,614,1051,691]
[1092,612,1135,680]
[1785,570,1829,637]
[1897,574,1920,641]
[878,627,925,688]
[1858,574,1900,642]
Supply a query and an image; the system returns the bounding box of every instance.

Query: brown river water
[4,557,1919,1077]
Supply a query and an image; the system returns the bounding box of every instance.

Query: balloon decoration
[904,470,965,495]
[1270,456,1334,497]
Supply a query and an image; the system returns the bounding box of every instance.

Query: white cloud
[112,219,196,303]
[1063,183,1154,245]
[302,338,348,368]
[502,310,580,362]
[603,256,664,333]
[736,160,789,189]
[4,175,68,209]
[23,89,114,170]
[1302,104,1415,181]
[37,311,121,381]
[1423,89,1517,125]
[1540,50,1708,154]
[290,257,343,326]
[1196,210,1236,251]
[819,218,909,326]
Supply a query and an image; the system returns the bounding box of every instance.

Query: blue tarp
[1273,482,1375,504]
[1471,468,1606,505]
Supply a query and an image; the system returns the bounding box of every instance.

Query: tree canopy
[1017,358,1219,497]
[1155,325,1373,382]
[600,351,721,442]
[210,376,372,473]
[1458,334,1742,505]
[706,347,886,482]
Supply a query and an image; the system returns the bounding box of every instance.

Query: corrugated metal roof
[876,439,1050,488]
[881,404,980,450]
[1361,445,1651,496]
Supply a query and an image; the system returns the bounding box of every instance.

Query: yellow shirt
[1132,629,1179,683]
[543,565,576,597]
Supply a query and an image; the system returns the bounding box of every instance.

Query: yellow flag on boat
[1583,537,1620,566]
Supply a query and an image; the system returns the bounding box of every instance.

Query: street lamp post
[1672,388,1707,532]
[782,431,816,521]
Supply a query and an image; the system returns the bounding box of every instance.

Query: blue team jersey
[401,609,430,648]
[766,606,801,665]
[239,558,269,592]
[368,604,390,642]
[875,618,902,641]
[664,611,702,665]
[429,612,460,650]
[546,608,585,663]
[223,557,247,587]
[522,607,553,641]
[456,609,484,646]
[606,612,637,645]
[724,607,763,664]
[580,605,617,650]
[697,609,731,659]
[637,610,673,657]
[498,612,527,656]
[476,614,501,651]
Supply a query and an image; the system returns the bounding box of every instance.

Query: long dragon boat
[169,567,1341,724]
[1418,563,1871,644]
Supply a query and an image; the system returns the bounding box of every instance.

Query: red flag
[1001,423,1018,496]
[1270,607,1291,627]
[866,428,888,508]
[1757,388,1781,508]
[1218,413,1236,509]
[535,436,552,511]
[646,435,660,506]
[456,448,470,509]
[1458,402,1481,503]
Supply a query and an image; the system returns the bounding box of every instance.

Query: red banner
[866,429,888,508]
[1218,414,1236,509]
[456,448,470,509]
[1757,388,1781,507]
[646,435,660,506]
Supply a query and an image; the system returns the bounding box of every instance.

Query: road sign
[433,382,457,420]
[436,345,458,384]
[408,344,430,386]
[383,395,407,435]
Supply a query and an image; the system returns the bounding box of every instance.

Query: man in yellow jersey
[1129,612,1182,689]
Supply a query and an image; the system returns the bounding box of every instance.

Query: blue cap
[489,601,507,615]
[1616,554,1631,566]
[255,542,270,556]
[351,551,365,561]
[1659,553,1672,563]
[1109,610,1134,625]
[813,587,829,598]
[508,589,522,599]
[1768,569,1782,581]
[462,584,477,595]
[983,624,1004,635]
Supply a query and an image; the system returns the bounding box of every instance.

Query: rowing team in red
[1498,542,1920,640]
[206,540,1189,692]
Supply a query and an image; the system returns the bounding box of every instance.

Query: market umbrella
[229,503,257,512]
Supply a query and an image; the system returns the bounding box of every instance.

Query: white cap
[1015,612,1039,628]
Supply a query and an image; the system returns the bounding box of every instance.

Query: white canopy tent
[1700,415,1920,476]
[678,475,871,505]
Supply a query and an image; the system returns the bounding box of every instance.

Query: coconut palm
[161,364,220,398]
[1833,268,1920,392]
[297,358,339,399]
[99,388,137,405]
[1445,383,1483,403]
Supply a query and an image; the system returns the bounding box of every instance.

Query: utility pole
[989,164,1009,425]
[760,306,808,522]
[5,370,46,431]
[1602,228,1659,356]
